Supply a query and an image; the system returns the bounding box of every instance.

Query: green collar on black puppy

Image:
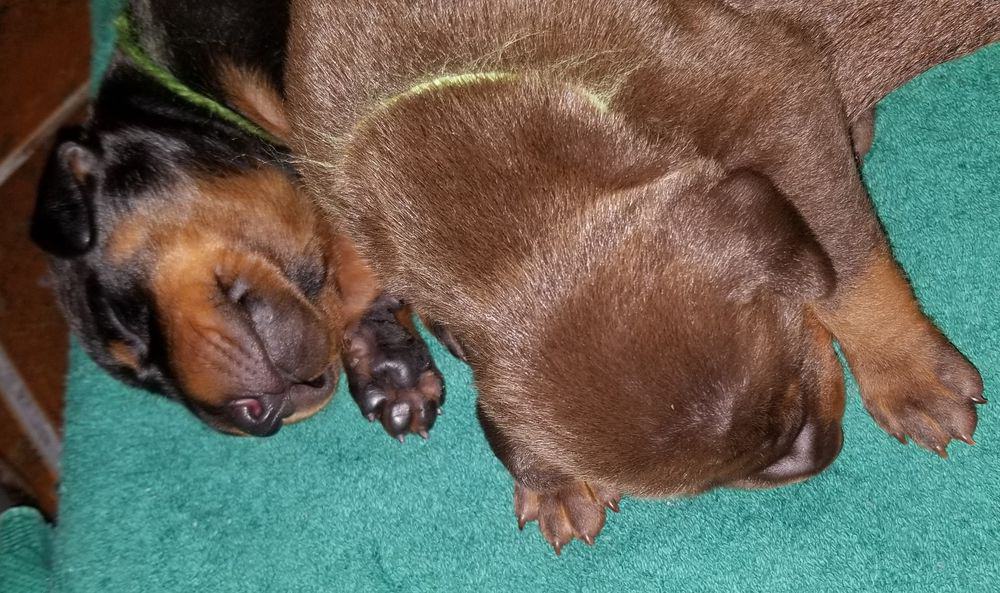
[114,11,283,146]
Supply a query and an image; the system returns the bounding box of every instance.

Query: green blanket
[2,2,997,591]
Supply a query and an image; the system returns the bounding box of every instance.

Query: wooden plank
[0,405,57,517]
[0,343,61,475]
[0,0,91,157]
[0,0,91,514]
[0,130,75,430]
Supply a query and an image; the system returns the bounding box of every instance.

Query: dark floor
[0,0,91,518]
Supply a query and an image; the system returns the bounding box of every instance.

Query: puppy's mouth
[209,366,338,437]
[283,367,338,423]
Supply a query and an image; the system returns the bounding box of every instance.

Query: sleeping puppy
[286,0,995,552]
[31,0,443,438]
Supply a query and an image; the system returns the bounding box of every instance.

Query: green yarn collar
[379,71,611,114]
[347,71,610,140]
[113,12,282,146]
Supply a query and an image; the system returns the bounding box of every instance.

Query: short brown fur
[285,0,994,551]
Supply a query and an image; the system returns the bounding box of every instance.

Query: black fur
[31,0,290,400]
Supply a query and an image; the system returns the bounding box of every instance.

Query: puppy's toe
[514,482,541,530]
[357,385,389,422]
[870,389,980,457]
[366,366,443,440]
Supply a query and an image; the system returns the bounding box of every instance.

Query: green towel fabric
[0,508,51,593]
[1,1,997,591]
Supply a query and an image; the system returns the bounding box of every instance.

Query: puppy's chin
[283,378,338,424]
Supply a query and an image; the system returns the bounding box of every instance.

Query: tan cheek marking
[105,214,152,264]
[108,340,140,371]
[151,240,235,408]
[193,169,318,254]
[104,177,203,264]
[217,61,291,142]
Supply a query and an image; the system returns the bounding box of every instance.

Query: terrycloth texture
[6,1,997,590]
[0,508,51,593]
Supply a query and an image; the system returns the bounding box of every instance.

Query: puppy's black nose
[227,395,288,437]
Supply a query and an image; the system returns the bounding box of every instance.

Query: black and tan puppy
[286,0,995,552]
[31,0,443,438]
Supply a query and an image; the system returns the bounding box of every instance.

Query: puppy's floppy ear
[704,169,836,302]
[31,127,99,258]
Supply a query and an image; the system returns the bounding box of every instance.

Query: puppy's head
[474,162,844,495]
[512,164,845,493]
[32,124,373,436]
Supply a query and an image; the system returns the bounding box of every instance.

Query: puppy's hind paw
[514,480,620,555]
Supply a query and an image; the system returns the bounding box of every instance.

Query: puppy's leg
[814,249,985,455]
[418,316,467,362]
[343,294,444,440]
[477,403,620,554]
[763,94,984,456]
[850,108,875,162]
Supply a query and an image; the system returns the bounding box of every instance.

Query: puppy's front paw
[343,306,444,441]
[856,335,985,456]
[514,480,620,555]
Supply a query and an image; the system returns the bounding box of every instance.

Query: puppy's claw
[395,434,406,444]
[418,429,430,440]
[605,499,620,513]
[581,533,595,546]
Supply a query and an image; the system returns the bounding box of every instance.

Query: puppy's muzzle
[169,259,339,435]
[212,287,335,435]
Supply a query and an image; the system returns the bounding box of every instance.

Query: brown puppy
[284,0,995,552]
